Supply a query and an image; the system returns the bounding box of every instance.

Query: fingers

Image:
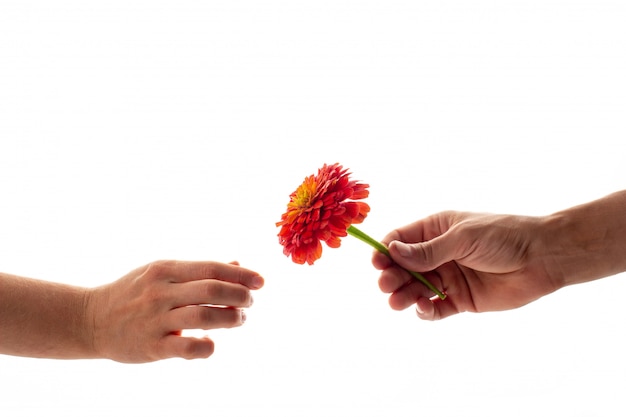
[171,279,254,309]
[371,249,393,270]
[379,212,458,245]
[387,233,462,272]
[372,212,451,270]
[378,258,465,321]
[413,297,457,321]
[378,265,412,293]
[142,260,262,361]
[160,335,216,360]
[381,268,442,304]
[386,280,460,321]
[375,211,468,270]
[158,304,248,360]
[146,260,265,289]
[141,260,262,308]
[166,305,246,331]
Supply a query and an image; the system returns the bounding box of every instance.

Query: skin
[373,190,626,320]
[0,260,264,363]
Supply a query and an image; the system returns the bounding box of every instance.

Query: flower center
[292,176,317,209]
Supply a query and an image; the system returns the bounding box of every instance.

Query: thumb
[388,235,458,272]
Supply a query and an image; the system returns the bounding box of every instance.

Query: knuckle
[202,282,250,307]
[203,281,223,299]
[416,242,434,264]
[236,288,252,306]
[197,262,219,280]
[382,229,402,246]
[142,260,174,280]
[194,307,214,326]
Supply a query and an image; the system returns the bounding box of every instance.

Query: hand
[372,211,560,320]
[86,260,264,363]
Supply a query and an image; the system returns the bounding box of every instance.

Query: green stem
[347,225,446,300]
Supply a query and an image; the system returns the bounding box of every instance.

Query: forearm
[540,190,626,288]
[0,273,96,359]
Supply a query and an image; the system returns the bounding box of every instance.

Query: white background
[1,1,625,416]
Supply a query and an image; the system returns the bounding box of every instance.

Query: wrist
[83,285,110,360]
[540,191,626,288]
[537,212,586,288]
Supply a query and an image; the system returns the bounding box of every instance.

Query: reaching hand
[86,260,264,363]
[1,260,264,362]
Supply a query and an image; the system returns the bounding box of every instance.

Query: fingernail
[241,309,247,323]
[248,295,254,307]
[251,275,264,289]
[416,301,424,315]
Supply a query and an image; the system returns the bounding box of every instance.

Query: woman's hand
[87,260,264,363]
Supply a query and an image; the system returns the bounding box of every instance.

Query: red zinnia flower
[276,163,370,265]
